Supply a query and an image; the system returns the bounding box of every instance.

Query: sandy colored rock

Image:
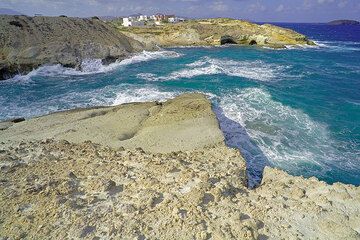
[0,93,359,239]
[0,141,359,240]
[115,18,315,49]
[0,93,225,153]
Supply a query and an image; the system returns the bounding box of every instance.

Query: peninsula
[0,94,359,239]
[115,18,315,48]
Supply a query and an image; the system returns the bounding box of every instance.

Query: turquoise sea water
[1,24,359,187]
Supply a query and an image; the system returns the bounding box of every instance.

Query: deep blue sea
[1,23,359,187]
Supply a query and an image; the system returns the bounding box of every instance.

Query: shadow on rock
[213,105,270,188]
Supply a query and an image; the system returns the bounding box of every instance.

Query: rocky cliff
[116,18,315,49]
[0,15,148,80]
[1,93,359,239]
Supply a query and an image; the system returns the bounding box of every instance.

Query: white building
[122,17,132,27]
[138,15,148,21]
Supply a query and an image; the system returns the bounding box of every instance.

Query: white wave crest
[112,87,179,105]
[217,88,359,182]
[285,41,360,52]
[137,57,289,82]
[8,50,183,81]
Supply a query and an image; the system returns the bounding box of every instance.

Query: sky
[0,0,359,22]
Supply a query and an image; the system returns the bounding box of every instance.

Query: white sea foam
[137,57,290,82]
[112,87,179,105]
[216,87,359,186]
[112,86,218,106]
[0,84,181,121]
[7,50,183,81]
[285,41,360,52]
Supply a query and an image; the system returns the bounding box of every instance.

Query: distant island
[328,20,360,25]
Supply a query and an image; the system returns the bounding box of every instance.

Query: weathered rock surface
[0,15,149,80]
[0,93,359,239]
[0,93,225,153]
[0,140,359,240]
[116,18,315,49]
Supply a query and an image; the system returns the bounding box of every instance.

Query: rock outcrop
[1,93,359,239]
[0,93,224,153]
[116,18,315,49]
[0,15,149,80]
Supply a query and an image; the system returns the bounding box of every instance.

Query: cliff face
[117,18,315,49]
[0,15,149,80]
[1,93,359,239]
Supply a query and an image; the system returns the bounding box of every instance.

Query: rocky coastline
[1,93,359,239]
[0,15,151,80]
[1,16,315,81]
[116,18,315,49]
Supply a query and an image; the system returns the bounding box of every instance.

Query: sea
[1,23,359,187]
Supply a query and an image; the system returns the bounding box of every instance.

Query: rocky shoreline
[1,93,359,239]
[0,15,151,80]
[116,18,315,49]
[0,16,315,81]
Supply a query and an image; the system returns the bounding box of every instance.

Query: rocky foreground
[0,15,149,80]
[116,18,315,49]
[0,93,359,239]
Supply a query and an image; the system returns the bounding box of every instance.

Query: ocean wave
[314,41,360,51]
[284,41,360,52]
[137,57,290,82]
[112,86,218,106]
[285,44,321,50]
[217,88,359,185]
[0,84,181,121]
[6,50,183,82]
[112,87,179,105]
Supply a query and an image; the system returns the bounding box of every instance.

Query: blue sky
[1,0,359,22]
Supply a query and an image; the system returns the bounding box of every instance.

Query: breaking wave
[217,88,360,186]
[285,41,360,52]
[137,57,290,82]
[8,50,183,82]
[112,87,179,105]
